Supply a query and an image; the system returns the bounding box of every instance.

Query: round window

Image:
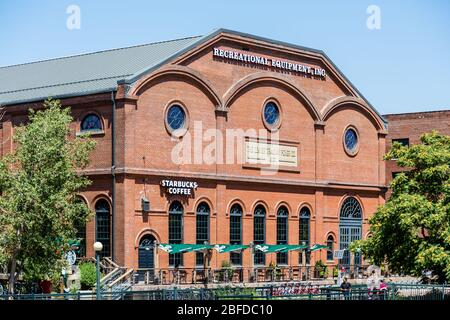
[344,127,359,155]
[263,101,280,127]
[166,104,186,131]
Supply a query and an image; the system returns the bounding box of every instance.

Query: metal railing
[131,265,376,285]
[1,283,449,300]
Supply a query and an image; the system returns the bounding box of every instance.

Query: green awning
[214,244,249,253]
[158,244,213,254]
[254,244,308,253]
[280,244,308,253]
[310,244,329,252]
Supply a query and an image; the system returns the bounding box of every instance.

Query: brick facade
[384,110,450,192]
[0,31,389,272]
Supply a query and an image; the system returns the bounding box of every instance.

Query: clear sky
[0,0,449,115]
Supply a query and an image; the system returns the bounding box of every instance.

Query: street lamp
[93,242,103,300]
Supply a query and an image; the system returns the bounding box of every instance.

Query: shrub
[314,260,328,278]
[79,262,97,290]
[219,261,234,281]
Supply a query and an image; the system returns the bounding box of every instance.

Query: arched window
[168,201,184,266]
[196,202,210,266]
[253,205,266,265]
[339,197,363,266]
[327,235,334,261]
[95,199,111,258]
[81,114,102,132]
[276,206,289,265]
[229,204,243,265]
[299,207,311,265]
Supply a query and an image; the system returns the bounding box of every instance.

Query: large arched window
[327,235,334,261]
[95,199,111,258]
[196,202,210,266]
[299,207,311,265]
[81,114,102,132]
[253,205,266,265]
[339,197,363,266]
[276,206,289,265]
[229,204,243,265]
[168,201,184,266]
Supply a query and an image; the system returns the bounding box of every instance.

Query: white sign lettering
[213,48,326,78]
[161,179,198,195]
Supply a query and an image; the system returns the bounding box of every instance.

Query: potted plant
[314,260,328,279]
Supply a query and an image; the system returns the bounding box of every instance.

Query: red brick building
[0,29,388,277]
[384,110,450,190]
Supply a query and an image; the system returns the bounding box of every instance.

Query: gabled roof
[0,36,202,106]
[0,28,386,127]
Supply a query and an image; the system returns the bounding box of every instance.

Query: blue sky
[0,0,449,114]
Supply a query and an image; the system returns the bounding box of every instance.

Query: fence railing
[1,283,449,301]
[131,265,379,286]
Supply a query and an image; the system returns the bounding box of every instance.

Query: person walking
[340,277,352,300]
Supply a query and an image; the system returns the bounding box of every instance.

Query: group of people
[340,270,388,300]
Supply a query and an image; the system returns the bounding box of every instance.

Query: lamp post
[93,242,103,300]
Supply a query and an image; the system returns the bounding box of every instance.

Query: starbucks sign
[161,179,198,195]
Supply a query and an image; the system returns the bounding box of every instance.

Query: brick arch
[321,96,387,133]
[92,194,112,212]
[134,228,161,248]
[193,197,214,214]
[251,200,270,216]
[338,194,365,220]
[275,201,292,216]
[226,199,247,215]
[75,194,90,210]
[128,65,222,109]
[223,72,322,123]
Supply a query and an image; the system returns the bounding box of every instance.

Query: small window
[392,138,409,147]
[81,114,102,132]
[166,104,186,131]
[344,127,359,155]
[262,101,281,130]
[326,235,334,261]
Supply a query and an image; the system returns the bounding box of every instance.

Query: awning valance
[158,243,328,254]
[254,244,308,253]
[159,244,213,254]
[310,244,329,252]
[214,244,249,253]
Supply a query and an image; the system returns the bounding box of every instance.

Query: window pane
[169,201,183,266]
[276,206,288,265]
[299,207,310,265]
[230,204,242,266]
[253,205,266,265]
[327,236,334,261]
[81,114,102,131]
[196,203,209,266]
[95,200,110,258]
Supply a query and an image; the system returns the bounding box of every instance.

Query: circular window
[344,127,359,155]
[166,104,186,131]
[263,101,281,129]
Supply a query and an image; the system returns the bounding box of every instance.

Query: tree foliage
[0,99,96,291]
[352,131,450,282]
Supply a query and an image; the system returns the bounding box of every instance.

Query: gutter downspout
[111,91,116,262]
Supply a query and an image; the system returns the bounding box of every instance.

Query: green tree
[0,99,96,294]
[352,131,450,282]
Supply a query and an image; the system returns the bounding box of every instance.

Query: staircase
[95,257,134,300]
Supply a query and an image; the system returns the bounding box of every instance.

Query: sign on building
[160,179,198,195]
